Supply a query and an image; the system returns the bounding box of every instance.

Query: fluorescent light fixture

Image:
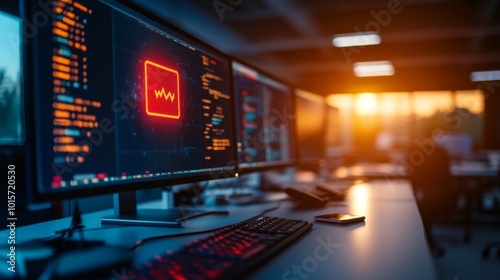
[332,32,381,48]
[470,70,500,81]
[353,61,394,77]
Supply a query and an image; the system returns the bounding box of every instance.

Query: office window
[327,90,485,152]
[454,90,484,148]
[412,91,453,118]
[350,92,412,150]
[455,90,484,115]
[378,92,411,149]
[354,93,378,116]
[413,90,484,148]
[412,91,454,140]
[353,93,380,148]
[326,94,354,153]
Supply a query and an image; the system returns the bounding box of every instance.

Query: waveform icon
[145,60,181,119]
[154,87,176,102]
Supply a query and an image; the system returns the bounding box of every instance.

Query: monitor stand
[100,190,206,227]
[225,172,289,205]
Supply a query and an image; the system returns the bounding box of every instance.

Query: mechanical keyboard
[130,216,312,279]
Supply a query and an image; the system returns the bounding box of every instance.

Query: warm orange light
[349,183,369,215]
[412,91,453,118]
[326,94,353,109]
[455,90,484,114]
[379,92,411,116]
[355,93,378,116]
[334,166,349,178]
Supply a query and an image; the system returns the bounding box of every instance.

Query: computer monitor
[295,89,327,169]
[0,1,30,226]
[325,104,343,165]
[0,6,23,146]
[27,0,237,223]
[433,131,473,160]
[232,60,296,173]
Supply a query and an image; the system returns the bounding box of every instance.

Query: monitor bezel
[230,57,297,175]
[25,0,238,203]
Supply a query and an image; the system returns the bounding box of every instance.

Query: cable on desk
[131,202,282,251]
[130,226,226,251]
[255,201,281,216]
[33,202,90,249]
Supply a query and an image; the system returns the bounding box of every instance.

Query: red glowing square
[144,60,181,119]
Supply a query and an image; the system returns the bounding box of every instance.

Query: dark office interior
[1,0,500,279]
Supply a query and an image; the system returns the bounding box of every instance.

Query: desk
[450,161,499,242]
[333,162,499,242]
[0,180,437,280]
[332,163,403,179]
[332,162,498,180]
[451,161,499,178]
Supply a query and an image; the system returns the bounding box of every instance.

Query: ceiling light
[353,61,394,77]
[332,32,381,48]
[470,70,500,81]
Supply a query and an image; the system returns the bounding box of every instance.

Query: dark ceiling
[128,0,500,95]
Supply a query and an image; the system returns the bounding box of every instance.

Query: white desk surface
[1,180,437,280]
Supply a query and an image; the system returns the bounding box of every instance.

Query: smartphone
[314,213,365,224]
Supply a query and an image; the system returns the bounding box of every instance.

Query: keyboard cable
[130,202,282,251]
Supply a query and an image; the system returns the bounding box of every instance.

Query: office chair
[482,240,500,258]
[481,168,500,259]
[406,143,458,257]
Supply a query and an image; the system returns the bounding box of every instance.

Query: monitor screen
[0,9,23,145]
[30,0,236,200]
[232,61,295,171]
[325,104,342,158]
[295,89,326,166]
[433,131,473,159]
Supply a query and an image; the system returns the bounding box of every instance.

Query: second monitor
[232,61,296,173]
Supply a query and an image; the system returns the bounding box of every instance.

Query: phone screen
[314,213,365,224]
